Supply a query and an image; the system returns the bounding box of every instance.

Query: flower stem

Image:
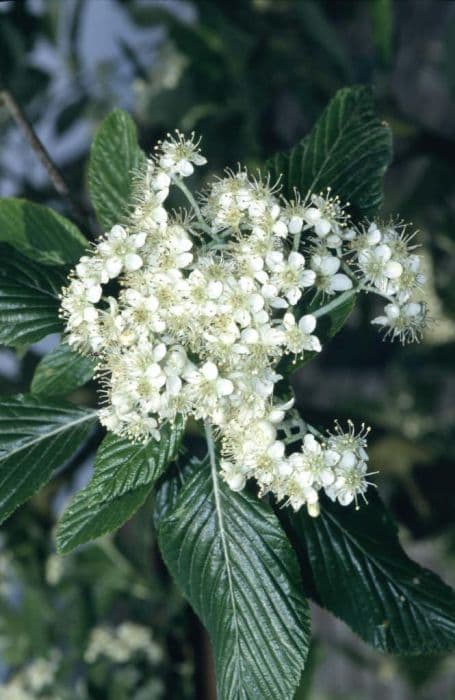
[293,232,301,251]
[312,288,358,319]
[361,284,395,303]
[172,175,212,235]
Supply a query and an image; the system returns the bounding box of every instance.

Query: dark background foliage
[0,1,454,698]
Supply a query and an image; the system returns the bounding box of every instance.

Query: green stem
[341,260,358,281]
[361,284,395,303]
[293,232,302,251]
[312,288,358,319]
[306,423,325,440]
[172,175,212,235]
[204,420,218,479]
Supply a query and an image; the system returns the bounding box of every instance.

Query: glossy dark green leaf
[153,457,196,528]
[267,85,392,218]
[286,492,455,654]
[88,109,146,230]
[31,342,95,397]
[158,458,310,700]
[56,417,184,553]
[0,395,98,524]
[0,199,88,265]
[0,246,66,347]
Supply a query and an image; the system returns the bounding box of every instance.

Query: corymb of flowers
[60,131,428,518]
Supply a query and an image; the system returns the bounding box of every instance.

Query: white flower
[98,225,146,278]
[366,222,382,245]
[323,421,374,506]
[372,300,427,343]
[61,279,98,325]
[304,206,322,227]
[122,288,165,333]
[162,346,190,396]
[282,312,321,355]
[158,130,207,176]
[185,361,234,418]
[287,214,304,234]
[220,459,249,491]
[299,433,337,487]
[243,440,290,487]
[304,192,349,246]
[357,243,403,292]
[325,458,369,506]
[269,251,316,305]
[311,253,353,294]
[327,420,369,460]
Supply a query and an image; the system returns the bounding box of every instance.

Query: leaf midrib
[205,423,243,695]
[0,410,98,465]
[306,93,363,194]
[1,268,62,301]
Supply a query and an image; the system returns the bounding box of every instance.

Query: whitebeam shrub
[0,87,453,700]
[61,131,426,517]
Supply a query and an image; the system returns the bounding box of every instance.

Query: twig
[0,89,87,227]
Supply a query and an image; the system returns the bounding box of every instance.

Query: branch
[0,89,88,228]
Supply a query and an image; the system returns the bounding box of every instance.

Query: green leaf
[153,458,195,528]
[308,291,356,362]
[0,395,97,524]
[31,342,95,397]
[0,199,88,265]
[56,418,184,553]
[285,492,455,654]
[267,85,392,218]
[88,109,146,230]
[158,458,310,700]
[0,246,66,347]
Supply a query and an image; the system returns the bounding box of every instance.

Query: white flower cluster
[222,417,375,516]
[85,622,163,665]
[0,653,60,700]
[352,222,428,343]
[61,131,427,515]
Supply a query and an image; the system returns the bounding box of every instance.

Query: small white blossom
[267,251,316,304]
[311,253,353,294]
[372,300,428,344]
[282,312,321,355]
[157,130,207,176]
[98,225,146,278]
